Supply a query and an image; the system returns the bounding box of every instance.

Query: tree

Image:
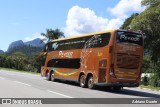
[120,13,139,30]
[11,52,26,70]
[141,0,160,6]
[41,28,65,42]
[131,0,160,63]
[130,0,160,87]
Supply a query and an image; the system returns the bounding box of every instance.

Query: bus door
[111,31,143,81]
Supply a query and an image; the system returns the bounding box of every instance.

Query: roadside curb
[137,87,160,92]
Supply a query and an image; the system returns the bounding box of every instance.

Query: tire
[87,76,95,89]
[80,75,86,88]
[46,72,51,81]
[51,71,55,82]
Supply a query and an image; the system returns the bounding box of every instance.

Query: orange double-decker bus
[40,29,144,90]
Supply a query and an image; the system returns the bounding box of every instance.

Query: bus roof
[52,29,118,42]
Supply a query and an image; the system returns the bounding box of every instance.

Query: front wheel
[46,72,51,81]
[80,75,86,88]
[87,76,95,89]
[51,71,55,82]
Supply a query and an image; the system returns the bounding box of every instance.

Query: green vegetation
[8,45,43,56]
[0,28,65,74]
[121,0,160,87]
[0,52,41,73]
[0,67,39,75]
[140,85,160,91]
[120,13,139,30]
[41,28,65,42]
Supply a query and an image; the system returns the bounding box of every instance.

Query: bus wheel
[80,75,86,88]
[46,72,51,81]
[51,71,55,82]
[87,76,94,89]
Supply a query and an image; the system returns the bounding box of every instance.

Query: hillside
[7,38,45,52]
[7,44,43,55]
[7,38,45,55]
[0,50,4,54]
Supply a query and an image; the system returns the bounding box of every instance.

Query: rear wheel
[51,71,55,82]
[46,71,51,81]
[87,76,95,89]
[80,75,86,88]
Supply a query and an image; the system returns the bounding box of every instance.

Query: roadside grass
[0,67,40,75]
[140,85,160,91]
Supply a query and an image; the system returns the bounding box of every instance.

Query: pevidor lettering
[120,35,139,42]
[59,51,73,58]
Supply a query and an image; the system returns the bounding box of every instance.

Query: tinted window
[50,33,111,51]
[116,31,143,46]
[47,58,80,69]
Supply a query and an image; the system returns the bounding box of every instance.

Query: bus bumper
[95,82,139,87]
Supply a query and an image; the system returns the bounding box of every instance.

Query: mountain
[7,38,45,52]
[7,40,24,52]
[0,50,4,54]
[25,38,45,47]
[7,45,43,55]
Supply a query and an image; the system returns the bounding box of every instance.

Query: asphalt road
[0,70,160,107]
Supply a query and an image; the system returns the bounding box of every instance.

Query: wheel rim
[88,77,94,89]
[80,75,85,87]
[51,72,54,81]
[46,72,51,81]
[46,72,50,79]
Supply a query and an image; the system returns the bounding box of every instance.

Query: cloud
[24,33,45,41]
[64,1,146,36]
[65,5,111,36]
[107,0,145,18]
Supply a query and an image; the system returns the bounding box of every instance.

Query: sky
[0,0,145,51]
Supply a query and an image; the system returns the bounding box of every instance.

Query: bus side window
[51,42,58,51]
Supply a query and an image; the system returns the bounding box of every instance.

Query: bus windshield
[116,31,143,46]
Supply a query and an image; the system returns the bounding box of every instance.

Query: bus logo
[59,51,73,58]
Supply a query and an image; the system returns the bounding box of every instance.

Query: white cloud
[107,0,145,18]
[64,2,145,36]
[65,0,147,36]
[24,33,46,42]
[107,18,123,29]
[65,5,111,36]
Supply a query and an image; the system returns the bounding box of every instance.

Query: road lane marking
[14,81,31,87]
[47,90,73,98]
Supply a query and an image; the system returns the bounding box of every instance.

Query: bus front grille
[116,54,140,69]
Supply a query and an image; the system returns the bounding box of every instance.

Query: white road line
[47,90,73,98]
[14,81,31,87]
